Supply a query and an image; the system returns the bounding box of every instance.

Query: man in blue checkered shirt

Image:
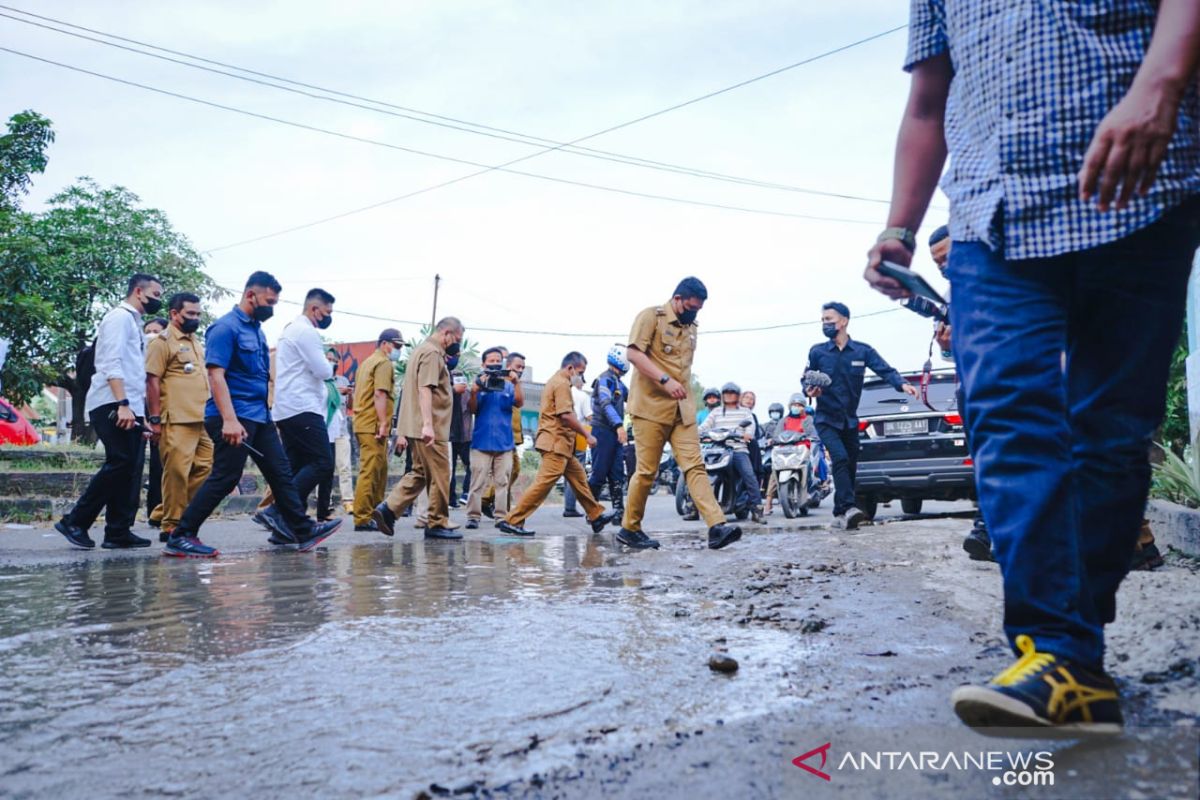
[866,0,1200,737]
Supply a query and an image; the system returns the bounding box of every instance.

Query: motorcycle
[676,418,755,521]
[771,429,814,518]
[651,445,680,496]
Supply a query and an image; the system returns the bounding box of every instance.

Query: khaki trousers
[156,421,213,532]
[507,450,602,527]
[482,450,521,507]
[334,435,353,502]
[623,412,725,531]
[467,449,513,521]
[385,438,451,528]
[353,432,388,525]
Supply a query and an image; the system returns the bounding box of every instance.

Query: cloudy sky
[2,0,952,402]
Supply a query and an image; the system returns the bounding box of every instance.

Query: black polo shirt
[805,338,907,430]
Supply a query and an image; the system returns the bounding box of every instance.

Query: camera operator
[464,347,523,529]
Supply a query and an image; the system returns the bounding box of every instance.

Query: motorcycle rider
[588,344,630,513]
[697,382,765,524]
[697,387,720,425]
[765,395,818,515]
[762,402,785,515]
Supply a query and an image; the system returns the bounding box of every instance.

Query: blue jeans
[562,451,587,513]
[731,450,762,507]
[947,200,1198,669]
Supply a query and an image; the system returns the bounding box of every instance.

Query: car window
[859,374,959,416]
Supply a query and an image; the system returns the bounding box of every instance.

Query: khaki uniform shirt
[398,337,452,441]
[145,326,209,424]
[511,404,524,446]
[534,368,577,457]
[627,300,699,426]
[352,349,395,435]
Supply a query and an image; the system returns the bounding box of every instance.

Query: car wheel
[901,498,924,515]
[857,495,878,521]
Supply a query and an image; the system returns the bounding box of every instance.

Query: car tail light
[944,413,963,427]
[963,457,973,466]
[858,420,870,433]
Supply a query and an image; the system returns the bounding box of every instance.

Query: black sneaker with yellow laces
[951,635,1123,738]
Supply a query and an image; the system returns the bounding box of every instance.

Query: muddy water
[0,537,800,797]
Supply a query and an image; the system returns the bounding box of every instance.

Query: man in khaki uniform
[498,352,617,536]
[351,329,404,529]
[618,277,741,551]
[373,317,464,539]
[145,292,213,541]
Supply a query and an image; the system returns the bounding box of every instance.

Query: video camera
[901,296,949,324]
[480,364,509,391]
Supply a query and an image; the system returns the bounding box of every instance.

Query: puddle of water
[0,537,801,797]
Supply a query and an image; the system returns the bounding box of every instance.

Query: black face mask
[180,318,200,334]
[253,304,274,323]
[445,341,461,357]
[677,306,698,325]
[822,322,839,339]
[317,313,332,330]
[142,296,163,315]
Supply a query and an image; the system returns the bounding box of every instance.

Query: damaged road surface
[0,498,1196,798]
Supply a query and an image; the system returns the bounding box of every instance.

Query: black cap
[378,328,404,346]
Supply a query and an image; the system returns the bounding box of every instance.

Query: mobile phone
[877,261,946,305]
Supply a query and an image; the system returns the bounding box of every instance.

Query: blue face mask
[445,355,460,370]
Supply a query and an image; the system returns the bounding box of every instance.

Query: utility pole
[430,273,441,332]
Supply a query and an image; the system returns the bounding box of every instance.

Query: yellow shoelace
[991,635,1056,687]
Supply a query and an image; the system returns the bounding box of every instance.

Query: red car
[0,397,40,445]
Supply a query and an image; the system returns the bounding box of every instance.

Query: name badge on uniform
[180,345,191,352]
[664,345,674,354]
[183,363,195,374]
[852,360,865,367]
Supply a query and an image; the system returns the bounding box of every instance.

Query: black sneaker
[163,533,219,558]
[251,509,273,531]
[258,506,297,545]
[708,524,742,550]
[951,635,1124,738]
[615,528,660,550]
[101,531,152,549]
[963,523,995,562]
[589,510,617,533]
[751,506,766,525]
[465,519,479,530]
[562,509,584,518]
[353,521,380,532]
[296,519,342,552]
[497,520,535,537]
[681,510,699,521]
[1130,542,1165,571]
[55,519,94,550]
[425,526,463,540]
[481,499,495,519]
[372,502,397,536]
[147,518,161,529]
[159,531,171,543]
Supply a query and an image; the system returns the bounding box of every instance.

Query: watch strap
[877,226,917,252]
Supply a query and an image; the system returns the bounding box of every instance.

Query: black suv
[853,369,974,519]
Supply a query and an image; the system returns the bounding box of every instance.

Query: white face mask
[144,333,159,346]
[770,411,783,421]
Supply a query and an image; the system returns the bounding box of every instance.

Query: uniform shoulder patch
[654,306,666,316]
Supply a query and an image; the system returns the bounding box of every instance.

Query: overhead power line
[1,47,884,239]
[0,7,897,206]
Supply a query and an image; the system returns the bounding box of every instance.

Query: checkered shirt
[906,0,1200,260]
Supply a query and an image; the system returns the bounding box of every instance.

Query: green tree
[0,110,54,210]
[1159,327,1190,457]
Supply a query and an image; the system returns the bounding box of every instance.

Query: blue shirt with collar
[471,382,515,453]
[204,305,271,423]
[805,338,907,430]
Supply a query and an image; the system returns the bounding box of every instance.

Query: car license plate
[883,418,929,436]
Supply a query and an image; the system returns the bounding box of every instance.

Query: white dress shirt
[85,302,146,416]
[272,314,334,422]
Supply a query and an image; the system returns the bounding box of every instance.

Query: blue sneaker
[163,533,219,558]
[257,506,297,545]
[295,519,342,552]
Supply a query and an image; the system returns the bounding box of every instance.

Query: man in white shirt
[270,288,336,515]
[562,371,594,518]
[55,273,164,550]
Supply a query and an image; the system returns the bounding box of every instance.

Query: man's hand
[394,436,407,454]
[865,238,913,299]
[901,383,920,398]
[805,386,823,399]
[1080,81,1182,212]
[376,422,389,441]
[221,417,247,447]
[115,404,137,430]
[453,381,467,395]
[586,434,598,449]
[421,422,435,445]
[149,422,162,442]
[742,431,754,443]
[662,377,687,400]
[617,427,628,446]
[935,321,952,354]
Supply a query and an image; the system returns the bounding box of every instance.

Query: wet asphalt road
[0,496,1196,799]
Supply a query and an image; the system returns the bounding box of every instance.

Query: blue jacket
[805,338,906,430]
[591,369,628,431]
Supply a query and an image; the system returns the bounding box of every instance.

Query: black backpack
[75,338,98,397]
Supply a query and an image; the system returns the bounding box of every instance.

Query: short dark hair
[168,292,201,312]
[928,225,950,247]
[436,316,464,333]
[481,347,505,362]
[673,276,708,302]
[245,271,282,293]
[305,287,336,305]
[823,301,850,319]
[506,352,525,365]
[144,317,168,331]
[561,351,587,369]
[127,273,160,296]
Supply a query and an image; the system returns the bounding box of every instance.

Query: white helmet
[607,344,629,374]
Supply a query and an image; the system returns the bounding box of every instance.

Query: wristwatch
[877,227,917,252]
[117,399,130,407]
[659,374,670,385]
[148,415,162,425]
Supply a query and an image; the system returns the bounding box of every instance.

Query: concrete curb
[1146,499,1200,558]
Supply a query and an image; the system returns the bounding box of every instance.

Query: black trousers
[816,422,860,517]
[450,440,471,499]
[588,426,625,505]
[177,416,312,537]
[66,403,146,537]
[276,412,333,509]
[144,440,162,519]
[316,440,337,518]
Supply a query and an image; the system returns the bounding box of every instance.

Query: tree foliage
[1159,326,1190,457]
[0,110,54,209]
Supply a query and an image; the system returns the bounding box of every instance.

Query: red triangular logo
[792,742,832,781]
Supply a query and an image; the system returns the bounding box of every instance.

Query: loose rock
[708,653,739,673]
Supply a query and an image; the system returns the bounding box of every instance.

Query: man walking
[618,277,742,551]
[498,352,616,537]
[868,0,1200,735]
[805,302,917,530]
[351,329,403,530]
[145,292,212,543]
[587,344,630,513]
[372,317,464,540]
[465,346,523,529]
[270,288,337,516]
[164,272,341,557]
[55,273,163,550]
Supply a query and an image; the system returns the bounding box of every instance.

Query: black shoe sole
[372,507,396,536]
[424,529,464,540]
[163,547,220,559]
[101,540,152,549]
[951,687,1122,739]
[962,536,995,562]
[54,522,94,550]
[615,532,657,550]
[590,513,617,534]
[708,528,742,550]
